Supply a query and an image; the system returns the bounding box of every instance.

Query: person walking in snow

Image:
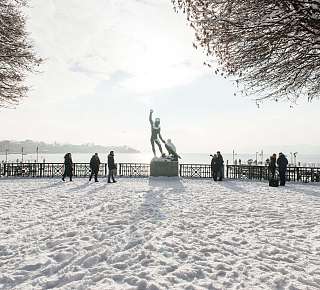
[89,153,100,182]
[107,151,117,183]
[277,152,288,186]
[62,153,73,181]
[216,151,224,181]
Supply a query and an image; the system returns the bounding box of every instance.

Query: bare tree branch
[172,0,320,102]
[0,0,41,107]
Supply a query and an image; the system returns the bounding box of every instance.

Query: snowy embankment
[1,178,320,290]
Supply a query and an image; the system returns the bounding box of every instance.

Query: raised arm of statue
[149,109,153,125]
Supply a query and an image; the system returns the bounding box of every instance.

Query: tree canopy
[172,0,320,102]
[0,0,41,107]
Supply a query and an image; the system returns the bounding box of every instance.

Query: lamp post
[5,149,8,163]
[36,146,39,163]
[21,147,24,163]
[255,152,258,165]
[294,152,298,166]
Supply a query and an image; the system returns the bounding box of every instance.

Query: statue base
[150,157,179,177]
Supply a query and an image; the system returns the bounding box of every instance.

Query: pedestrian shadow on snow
[87,181,110,195]
[218,179,252,194]
[67,181,91,193]
[32,179,65,191]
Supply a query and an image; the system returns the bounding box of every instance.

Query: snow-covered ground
[1,178,320,290]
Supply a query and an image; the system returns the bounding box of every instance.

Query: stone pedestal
[150,158,178,177]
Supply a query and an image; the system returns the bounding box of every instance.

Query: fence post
[226,160,229,178]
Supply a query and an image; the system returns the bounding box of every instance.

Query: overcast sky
[0,0,318,153]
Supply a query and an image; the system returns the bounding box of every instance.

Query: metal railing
[118,163,150,177]
[0,163,108,178]
[179,164,212,178]
[1,162,320,183]
[226,165,320,183]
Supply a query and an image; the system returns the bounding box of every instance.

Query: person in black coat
[108,151,117,183]
[89,153,100,182]
[268,153,277,179]
[210,154,219,181]
[277,152,288,186]
[62,153,73,181]
[216,151,224,181]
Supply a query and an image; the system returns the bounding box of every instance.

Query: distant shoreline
[0,140,140,154]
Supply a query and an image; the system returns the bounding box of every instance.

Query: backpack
[269,178,279,187]
[269,170,279,187]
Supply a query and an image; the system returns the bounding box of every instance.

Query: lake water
[1,152,320,167]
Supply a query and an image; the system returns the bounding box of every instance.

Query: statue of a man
[149,109,165,157]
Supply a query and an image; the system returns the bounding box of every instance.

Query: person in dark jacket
[268,153,277,179]
[277,152,288,186]
[210,154,219,181]
[108,151,117,183]
[89,153,100,182]
[62,153,73,181]
[216,151,224,181]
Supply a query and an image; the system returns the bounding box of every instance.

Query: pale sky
[0,0,318,153]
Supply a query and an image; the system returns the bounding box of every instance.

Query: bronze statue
[149,110,181,160]
[149,109,165,157]
[164,139,181,161]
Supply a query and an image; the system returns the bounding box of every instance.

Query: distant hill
[0,140,140,154]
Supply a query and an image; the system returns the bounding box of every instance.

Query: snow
[1,177,320,289]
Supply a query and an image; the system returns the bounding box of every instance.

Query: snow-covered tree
[172,0,320,102]
[0,0,41,107]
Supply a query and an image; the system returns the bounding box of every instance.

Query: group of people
[62,151,117,183]
[210,151,289,186]
[210,151,224,181]
[268,152,288,186]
